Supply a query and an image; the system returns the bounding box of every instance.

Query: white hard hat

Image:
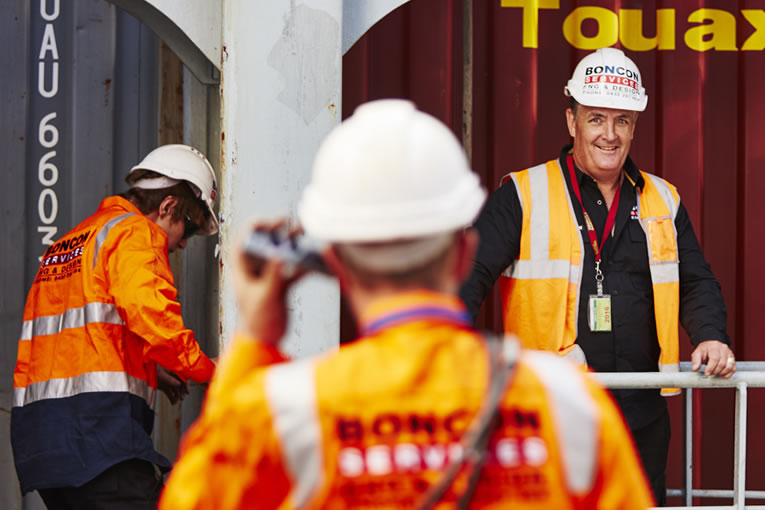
[128,144,219,235]
[298,99,486,243]
[564,47,647,112]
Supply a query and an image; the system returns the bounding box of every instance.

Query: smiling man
[12,144,218,509]
[460,47,735,505]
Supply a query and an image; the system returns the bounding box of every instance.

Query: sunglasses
[183,216,201,240]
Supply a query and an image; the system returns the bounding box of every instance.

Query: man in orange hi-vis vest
[13,145,218,509]
[459,47,735,505]
[160,100,652,510]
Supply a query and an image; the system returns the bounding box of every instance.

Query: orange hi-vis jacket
[161,291,652,510]
[499,158,681,395]
[12,196,215,493]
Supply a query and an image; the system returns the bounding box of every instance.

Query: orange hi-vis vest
[499,158,681,395]
[12,196,215,493]
[161,291,653,509]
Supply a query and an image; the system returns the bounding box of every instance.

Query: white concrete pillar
[106,0,414,358]
[218,0,343,357]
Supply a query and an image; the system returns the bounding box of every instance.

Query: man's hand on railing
[691,340,736,378]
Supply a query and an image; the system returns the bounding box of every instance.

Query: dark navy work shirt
[460,145,729,430]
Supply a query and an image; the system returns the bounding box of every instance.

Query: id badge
[588,294,612,331]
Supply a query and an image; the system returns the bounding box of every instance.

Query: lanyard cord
[566,155,622,263]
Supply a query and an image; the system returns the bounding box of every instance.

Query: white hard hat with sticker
[565,47,647,112]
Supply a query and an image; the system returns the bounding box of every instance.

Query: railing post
[684,388,693,507]
[595,368,765,509]
[733,382,748,510]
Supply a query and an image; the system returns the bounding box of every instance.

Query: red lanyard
[566,155,621,262]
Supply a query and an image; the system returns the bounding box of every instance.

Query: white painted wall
[141,0,221,68]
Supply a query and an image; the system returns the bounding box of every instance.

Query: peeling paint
[231,141,239,167]
[267,5,339,125]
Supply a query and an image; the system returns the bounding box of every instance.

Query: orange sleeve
[159,371,292,510]
[580,378,655,510]
[205,332,289,408]
[105,220,215,383]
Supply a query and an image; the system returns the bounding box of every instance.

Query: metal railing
[594,362,765,510]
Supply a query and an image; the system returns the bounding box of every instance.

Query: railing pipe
[668,489,765,499]
[653,507,765,510]
[595,367,765,509]
[679,362,765,371]
[593,371,765,389]
[734,383,748,510]
[685,387,693,506]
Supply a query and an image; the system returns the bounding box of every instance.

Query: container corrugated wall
[0,1,219,507]
[344,0,765,502]
[0,2,158,506]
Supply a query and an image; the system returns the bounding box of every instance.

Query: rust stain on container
[103,78,111,106]
[159,41,184,145]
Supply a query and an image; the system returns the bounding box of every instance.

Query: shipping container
[4,0,765,507]
[343,0,765,504]
[0,1,219,507]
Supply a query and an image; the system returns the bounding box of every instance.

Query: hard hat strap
[414,334,520,510]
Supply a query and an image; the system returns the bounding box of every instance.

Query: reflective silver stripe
[92,213,135,268]
[640,214,672,222]
[523,351,598,493]
[659,363,682,396]
[265,359,322,508]
[511,259,570,280]
[527,164,550,260]
[650,262,679,284]
[13,371,155,409]
[509,161,583,286]
[19,302,123,341]
[559,159,585,336]
[659,362,679,373]
[562,344,588,366]
[645,173,679,216]
[506,161,584,337]
[506,164,553,279]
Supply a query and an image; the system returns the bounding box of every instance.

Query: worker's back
[161,290,652,509]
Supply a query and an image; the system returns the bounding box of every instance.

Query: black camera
[242,229,331,276]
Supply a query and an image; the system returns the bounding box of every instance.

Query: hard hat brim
[565,82,648,112]
[298,173,486,243]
